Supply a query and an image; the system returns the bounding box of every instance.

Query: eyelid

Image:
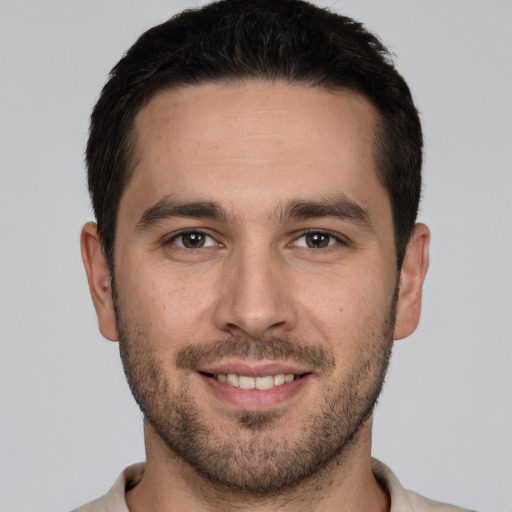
[163,228,220,248]
[161,228,349,250]
[291,229,350,248]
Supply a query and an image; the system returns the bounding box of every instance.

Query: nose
[213,246,298,340]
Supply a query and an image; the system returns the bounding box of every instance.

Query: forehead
[122,81,388,223]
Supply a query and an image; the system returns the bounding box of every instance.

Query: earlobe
[80,222,119,341]
[393,223,430,340]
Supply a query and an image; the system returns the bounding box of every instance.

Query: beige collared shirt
[73,459,475,512]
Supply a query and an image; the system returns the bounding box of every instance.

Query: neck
[126,420,390,512]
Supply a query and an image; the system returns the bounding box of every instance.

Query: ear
[393,223,430,340]
[80,222,118,341]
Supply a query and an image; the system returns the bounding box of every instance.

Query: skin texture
[81,82,430,511]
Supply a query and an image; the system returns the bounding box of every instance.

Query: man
[76,0,473,510]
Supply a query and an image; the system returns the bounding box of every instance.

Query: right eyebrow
[135,196,228,231]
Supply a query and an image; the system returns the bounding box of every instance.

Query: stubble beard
[115,293,396,496]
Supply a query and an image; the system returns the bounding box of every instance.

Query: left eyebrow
[278,196,373,230]
[136,196,228,231]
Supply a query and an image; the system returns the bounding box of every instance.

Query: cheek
[117,257,227,344]
[297,265,394,345]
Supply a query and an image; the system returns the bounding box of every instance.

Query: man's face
[107,82,402,491]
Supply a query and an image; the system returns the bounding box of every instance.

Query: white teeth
[255,375,274,390]
[226,374,239,387]
[273,374,285,386]
[215,373,297,389]
[239,375,255,389]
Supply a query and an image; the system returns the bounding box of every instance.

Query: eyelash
[163,229,349,253]
[164,229,219,250]
[291,230,349,251]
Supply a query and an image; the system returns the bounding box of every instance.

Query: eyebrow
[278,196,372,229]
[136,196,228,231]
[136,194,372,232]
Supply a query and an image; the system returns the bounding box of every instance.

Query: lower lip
[198,373,310,410]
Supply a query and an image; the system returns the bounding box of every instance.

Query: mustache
[175,336,335,374]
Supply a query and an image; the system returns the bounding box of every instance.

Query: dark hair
[87,0,422,270]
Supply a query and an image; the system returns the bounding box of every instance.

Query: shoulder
[403,489,476,512]
[72,463,145,512]
[72,495,107,512]
[371,459,477,512]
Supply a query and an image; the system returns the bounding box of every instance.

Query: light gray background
[1,1,511,511]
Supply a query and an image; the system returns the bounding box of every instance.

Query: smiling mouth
[199,372,310,390]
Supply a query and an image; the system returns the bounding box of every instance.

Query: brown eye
[171,231,216,249]
[181,232,206,248]
[304,232,331,248]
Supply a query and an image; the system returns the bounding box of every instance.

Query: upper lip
[198,359,312,377]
